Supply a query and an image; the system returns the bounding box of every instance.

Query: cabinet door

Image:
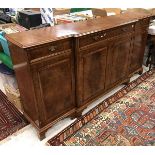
[105,35,132,89]
[129,31,147,73]
[31,51,75,126]
[77,42,108,106]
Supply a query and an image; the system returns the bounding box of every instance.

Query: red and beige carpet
[0,90,28,142]
[47,70,155,146]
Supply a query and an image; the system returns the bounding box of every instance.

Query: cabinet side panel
[9,44,39,124]
[129,32,148,73]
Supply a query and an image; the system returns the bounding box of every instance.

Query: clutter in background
[40,8,54,26]
[0,22,27,111]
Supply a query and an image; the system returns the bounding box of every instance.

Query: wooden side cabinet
[9,38,76,139]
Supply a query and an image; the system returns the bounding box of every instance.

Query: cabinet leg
[38,131,46,141]
[75,111,82,118]
[70,112,77,120]
[138,68,143,75]
[123,79,130,85]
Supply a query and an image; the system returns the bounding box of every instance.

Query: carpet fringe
[0,125,31,145]
[46,69,154,145]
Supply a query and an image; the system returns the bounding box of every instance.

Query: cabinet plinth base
[123,78,130,85]
[75,111,83,118]
[138,68,143,75]
[38,132,46,141]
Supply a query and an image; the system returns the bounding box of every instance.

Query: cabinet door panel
[33,54,75,124]
[78,45,108,105]
[106,36,132,89]
[129,32,147,73]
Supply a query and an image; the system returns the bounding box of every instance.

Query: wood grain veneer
[6,11,152,140]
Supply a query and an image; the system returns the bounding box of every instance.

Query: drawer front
[27,39,72,62]
[79,24,135,47]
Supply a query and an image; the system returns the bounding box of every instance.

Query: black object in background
[0,63,14,75]
[2,8,10,14]
[17,10,42,29]
[0,12,12,23]
[30,23,51,30]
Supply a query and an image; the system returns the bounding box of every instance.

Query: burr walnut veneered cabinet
[6,12,152,140]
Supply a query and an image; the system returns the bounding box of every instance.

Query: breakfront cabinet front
[6,12,151,140]
[76,23,135,112]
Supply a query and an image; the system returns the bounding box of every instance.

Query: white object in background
[71,10,93,17]
[40,8,54,26]
[148,25,155,35]
[14,8,24,15]
[107,12,116,16]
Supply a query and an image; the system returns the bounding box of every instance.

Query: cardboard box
[53,8,70,16]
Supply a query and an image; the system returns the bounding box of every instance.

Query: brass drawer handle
[49,46,57,52]
[101,33,107,38]
[93,33,106,40]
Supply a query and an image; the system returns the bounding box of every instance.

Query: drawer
[79,24,135,47]
[27,39,72,61]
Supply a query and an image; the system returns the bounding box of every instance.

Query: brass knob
[100,33,106,38]
[49,46,56,52]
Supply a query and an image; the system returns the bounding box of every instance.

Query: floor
[0,66,149,146]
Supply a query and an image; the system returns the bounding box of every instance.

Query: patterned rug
[0,90,28,142]
[47,70,155,146]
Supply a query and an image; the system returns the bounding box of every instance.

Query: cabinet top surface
[6,11,151,48]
